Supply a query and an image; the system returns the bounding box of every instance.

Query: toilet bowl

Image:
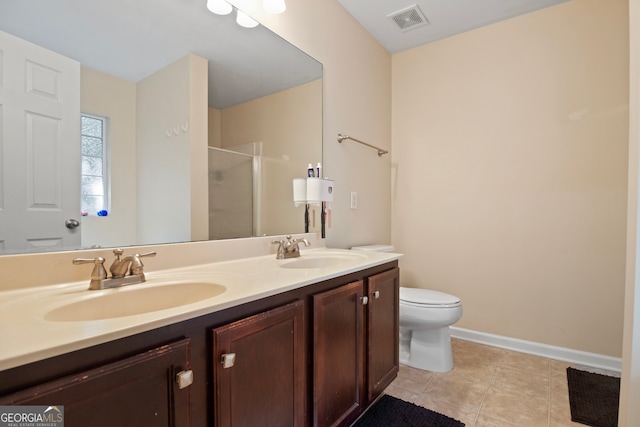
[399,287,462,372]
[351,244,463,373]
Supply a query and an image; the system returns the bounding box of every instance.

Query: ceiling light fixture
[263,0,286,14]
[207,0,232,15]
[236,10,259,28]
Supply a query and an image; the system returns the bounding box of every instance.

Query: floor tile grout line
[471,360,499,426]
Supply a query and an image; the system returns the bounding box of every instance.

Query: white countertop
[0,247,401,371]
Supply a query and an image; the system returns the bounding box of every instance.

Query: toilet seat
[400,287,461,308]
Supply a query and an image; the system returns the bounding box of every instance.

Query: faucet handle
[137,251,157,258]
[291,237,310,246]
[271,238,286,259]
[113,249,156,258]
[129,251,156,275]
[73,256,107,289]
[112,248,125,260]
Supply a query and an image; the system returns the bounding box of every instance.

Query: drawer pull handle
[221,353,236,369]
[176,370,194,389]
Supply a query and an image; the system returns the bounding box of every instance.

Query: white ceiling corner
[336,0,571,53]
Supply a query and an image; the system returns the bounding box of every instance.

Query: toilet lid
[399,287,460,306]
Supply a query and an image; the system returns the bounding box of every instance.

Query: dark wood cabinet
[313,268,400,427]
[313,280,366,427]
[366,268,400,401]
[0,261,399,427]
[0,338,192,427]
[212,300,305,427]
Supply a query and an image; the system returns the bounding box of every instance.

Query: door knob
[65,219,80,229]
[372,290,380,299]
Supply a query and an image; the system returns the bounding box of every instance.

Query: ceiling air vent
[387,5,430,32]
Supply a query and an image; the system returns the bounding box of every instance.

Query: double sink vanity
[0,237,401,427]
[0,1,396,425]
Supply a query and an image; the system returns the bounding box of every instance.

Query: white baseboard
[450,326,622,373]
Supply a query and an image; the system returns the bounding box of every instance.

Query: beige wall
[220,80,322,236]
[229,0,392,249]
[392,0,629,357]
[621,0,640,423]
[80,67,138,248]
[188,54,210,242]
[208,108,222,148]
[136,53,209,244]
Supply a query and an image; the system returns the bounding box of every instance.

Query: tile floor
[385,338,618,427]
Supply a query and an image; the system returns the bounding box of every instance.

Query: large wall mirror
[0,0,323,255]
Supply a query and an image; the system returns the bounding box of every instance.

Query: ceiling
[0,0,321,109]
[336,0,570,53]
[0,0,571,108]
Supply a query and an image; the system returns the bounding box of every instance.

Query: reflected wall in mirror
[0,0,323,255]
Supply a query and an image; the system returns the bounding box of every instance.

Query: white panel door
[0,31,81,253]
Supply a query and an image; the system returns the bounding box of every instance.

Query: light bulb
[263,0,286,14]
[206,0,232,15]
[236,10,259,28]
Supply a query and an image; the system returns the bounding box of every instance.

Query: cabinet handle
[221,353,236,369]
[361,296,369,305]
[176,370,194,389]
[372,290,380,299]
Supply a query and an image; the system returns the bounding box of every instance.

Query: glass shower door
[208,148,254,240]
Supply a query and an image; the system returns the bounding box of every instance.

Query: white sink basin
[279,251,367,269]
[44,281,227,322]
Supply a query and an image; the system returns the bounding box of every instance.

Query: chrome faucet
[271,235,310,259]
[73,248,157,290]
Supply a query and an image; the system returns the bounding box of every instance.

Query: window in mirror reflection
[80,114,110,216]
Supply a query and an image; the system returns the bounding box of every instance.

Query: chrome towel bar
[337,133,388,157]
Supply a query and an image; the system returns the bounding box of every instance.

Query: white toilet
[398,287,462,372]
[351,245,463,373]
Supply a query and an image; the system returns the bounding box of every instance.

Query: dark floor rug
[352,395,464,427]
[567,367,620,427]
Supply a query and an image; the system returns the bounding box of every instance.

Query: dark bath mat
[352,394,465,427]
[567,367,620,427]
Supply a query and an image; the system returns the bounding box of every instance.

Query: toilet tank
[351,244,395,253]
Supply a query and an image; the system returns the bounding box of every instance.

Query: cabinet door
[0,339,192,427]
[313,280,365,427]
[213,300,305,427]
[367,268,400,401]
